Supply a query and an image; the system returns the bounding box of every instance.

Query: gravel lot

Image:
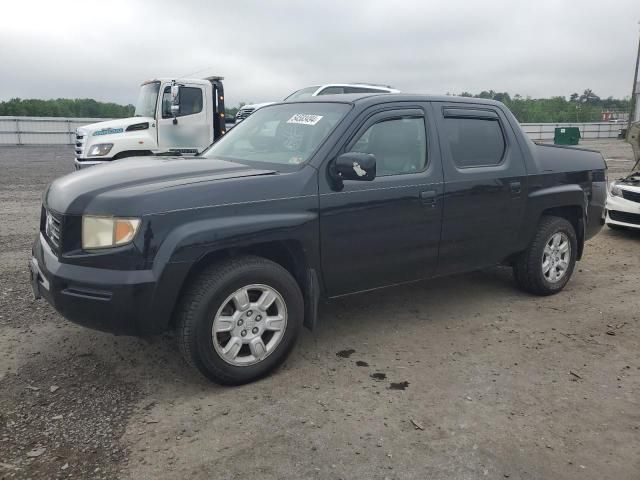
[1,141,639,480]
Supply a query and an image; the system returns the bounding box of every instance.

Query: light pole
[626,21,640,137]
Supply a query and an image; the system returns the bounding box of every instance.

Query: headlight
[609,181,623,197]
[82,216,141,249]
[88,143,113,156]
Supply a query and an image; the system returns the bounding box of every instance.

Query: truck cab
[74,77,227,170]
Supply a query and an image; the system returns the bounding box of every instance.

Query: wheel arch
[523,184,587,260]
[167,240,320,331]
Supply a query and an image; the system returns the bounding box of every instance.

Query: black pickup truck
[31,94,607,384]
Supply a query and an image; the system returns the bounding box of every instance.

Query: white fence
[0,116,625,146]
[520,122,622,141]
[0,116,110,145]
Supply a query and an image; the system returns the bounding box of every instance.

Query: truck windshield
[134,82,160,117]
[203,103,350,168]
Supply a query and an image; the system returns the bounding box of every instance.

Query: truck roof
[278,92,505,107]
[140,77,223,86]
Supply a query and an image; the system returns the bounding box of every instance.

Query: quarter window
[443,117,505,168]
[162,87,203,118]
[349,117,427,176]
[344,87,387,94]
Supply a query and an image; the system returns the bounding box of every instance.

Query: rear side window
[344,87,387,94]
[162,86,203,118]
[443,117,505,168]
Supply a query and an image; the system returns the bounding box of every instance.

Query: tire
[176,255,303,385]
[513,216,577,296]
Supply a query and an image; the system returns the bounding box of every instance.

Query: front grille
[41,207,63,255]
[621,189,640,203]
[75,129,86,158]
[609,210,640,225]
[235,108,255,121]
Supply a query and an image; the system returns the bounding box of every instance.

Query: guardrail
[0,116,624,145]
[0,116,110,145]
[520,122,622,141]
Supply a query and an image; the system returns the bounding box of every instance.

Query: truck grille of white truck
[75,129,85,158]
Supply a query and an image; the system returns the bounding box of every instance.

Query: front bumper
[605,192,640,229]
[30,233,158,335]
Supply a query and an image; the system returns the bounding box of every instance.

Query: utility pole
[626,21,640,138]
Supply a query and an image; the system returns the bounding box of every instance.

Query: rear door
[319,105,444,296]
[432,103,528,274]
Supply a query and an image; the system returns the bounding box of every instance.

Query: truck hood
[78,117,154,136]
[45,156,276,215]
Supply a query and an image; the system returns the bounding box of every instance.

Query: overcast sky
[1,0,639,107]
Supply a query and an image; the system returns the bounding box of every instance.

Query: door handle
[420,190,437,206]
[509,181,522,195]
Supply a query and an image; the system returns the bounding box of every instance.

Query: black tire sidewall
[191,263,303,384]
[535,219,577,293]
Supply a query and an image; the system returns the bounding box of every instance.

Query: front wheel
[514,216,577,296]
[176,256,303,385]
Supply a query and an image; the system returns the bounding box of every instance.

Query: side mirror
[170,84,180,124]
[329,152,376,190]
[170,84,180,105]
[335,152,376,181]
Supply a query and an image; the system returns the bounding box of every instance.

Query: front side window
[134,82,160,118]
[283,86,320,101]
[348,117,427,176]
[317,86,345,95]
[203,102,349,170]
[161,86,203,118]
[443,117,505,168]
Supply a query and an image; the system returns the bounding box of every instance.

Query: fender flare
[522,184,587,257]
[146,212,319,332]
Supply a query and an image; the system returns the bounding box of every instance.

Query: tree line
[451,89,631,123]
[0,89,631,123]
[0,98,135,118]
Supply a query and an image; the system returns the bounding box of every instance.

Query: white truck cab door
[156,84,213,154]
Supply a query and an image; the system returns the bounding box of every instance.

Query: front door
[431,103,528,275]
[156,83,211,153]
[319,106,444,296]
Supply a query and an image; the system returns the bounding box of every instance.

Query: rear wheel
[176,256,303,385]
[514,216,577,296]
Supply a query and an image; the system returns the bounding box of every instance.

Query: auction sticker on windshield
[287,114,323,126]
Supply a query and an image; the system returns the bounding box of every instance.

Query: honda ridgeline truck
[31,94,607,385]
[73,77,228,170]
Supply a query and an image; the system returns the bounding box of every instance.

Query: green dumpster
[554,127,581,145]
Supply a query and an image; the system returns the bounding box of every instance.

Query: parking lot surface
[1,142,638,480]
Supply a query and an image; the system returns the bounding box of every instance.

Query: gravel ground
[0,141,638,480]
